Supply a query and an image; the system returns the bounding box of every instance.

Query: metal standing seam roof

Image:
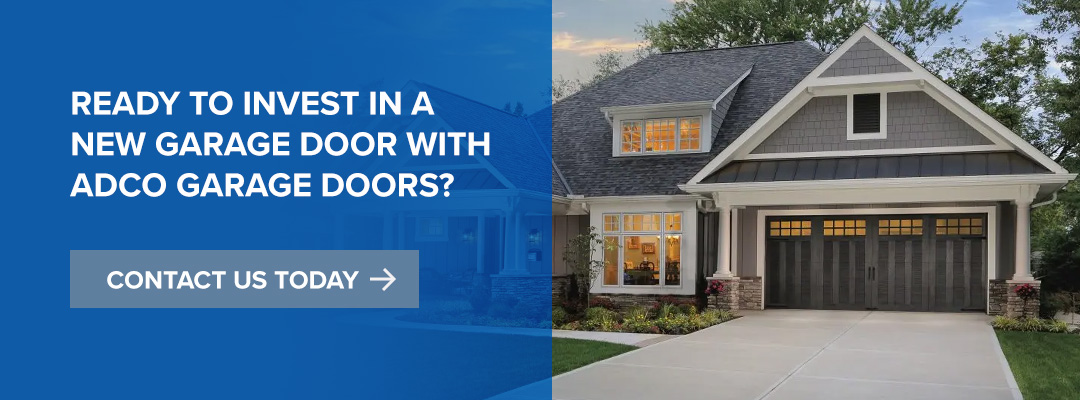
[702,152,1052,184]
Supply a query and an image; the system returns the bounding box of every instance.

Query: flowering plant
[704,280,725,296]
[1015,284,1038,301]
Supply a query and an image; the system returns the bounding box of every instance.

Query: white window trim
[609,108,713,157]
[847,92,888,140]
[414,216,448,242]
[600,212,683,288]
[618,116,704,155]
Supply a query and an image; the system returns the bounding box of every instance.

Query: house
[546,27,1076,316]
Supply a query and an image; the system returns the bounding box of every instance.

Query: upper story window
[847,92,887,140]
[620,116,702,154]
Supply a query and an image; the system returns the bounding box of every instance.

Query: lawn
[553,338,637,376]
[997,331,1080,399]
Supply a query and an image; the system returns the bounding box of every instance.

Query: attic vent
[848,93,887,140]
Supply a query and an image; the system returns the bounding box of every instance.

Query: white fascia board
[581,194,703,204]
[600,101,714,116]
[687,25,1072,183]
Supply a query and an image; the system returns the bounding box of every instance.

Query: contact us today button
[70,250,418,308]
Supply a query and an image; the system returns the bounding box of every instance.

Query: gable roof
[549,41,827,197]
[407,82,552,194]
[688,26,1071,185]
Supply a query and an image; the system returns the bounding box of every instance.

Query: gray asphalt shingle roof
[547,41,827,197]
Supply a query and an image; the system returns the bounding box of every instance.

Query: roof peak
[658,40,805,55]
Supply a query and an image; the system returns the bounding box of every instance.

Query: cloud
[552,31,642,55]
[552,11,566,18]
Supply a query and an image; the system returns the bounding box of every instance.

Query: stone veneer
[490,275,552,308]
[989,279,1041,318]
[704,276,763,311]
[590,293,697,311]
[552,275,571,304]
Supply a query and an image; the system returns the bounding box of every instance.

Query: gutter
[1031,191,1058,209]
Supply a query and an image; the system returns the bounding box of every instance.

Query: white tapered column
[713,204,733,278]
[1012,198,1034,281]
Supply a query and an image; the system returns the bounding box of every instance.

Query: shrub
[584,306,617,322]
[622,306,651,321]
[991,316,1071,333]
[653,314,696,334]
[513,301,546,321]
[551,306,570,326]
[654,303,681,319]
[589,297,616,310]
[469,284,491,313]
[620,314,656,333]
[488,295,518,319]
[558,321,581,331]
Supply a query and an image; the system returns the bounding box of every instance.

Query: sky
[552,0,1047,81]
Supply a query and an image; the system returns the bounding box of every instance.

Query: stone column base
[989,279,1041,318]
[490,274,552,307]
[705,276,763,311]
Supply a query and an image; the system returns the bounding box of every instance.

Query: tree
[639,0,963,58]
[561,226,612,306]
[551,49,629,103]
[502,101,525,116]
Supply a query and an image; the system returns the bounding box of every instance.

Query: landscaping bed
[554,297,738,335]
[553,338,636,375]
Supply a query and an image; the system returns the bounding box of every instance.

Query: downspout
[1028,191,1058,281]
[1031,191,1058,209]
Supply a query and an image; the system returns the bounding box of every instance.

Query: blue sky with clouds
[552,0,1044,80]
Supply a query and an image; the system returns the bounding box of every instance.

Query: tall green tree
[639,0,964,58]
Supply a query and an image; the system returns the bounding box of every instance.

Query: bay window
[601,212,682,287]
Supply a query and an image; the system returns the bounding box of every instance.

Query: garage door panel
[822,239,867,309]
[875,238,924,311]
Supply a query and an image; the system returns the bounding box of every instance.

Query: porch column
[713,204,733,278]
[500,210,527,275]
[476,215,485,273]
[1012,198,1034,281]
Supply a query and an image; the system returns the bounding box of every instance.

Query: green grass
[553,338,637,376]
[997,331,1080,399]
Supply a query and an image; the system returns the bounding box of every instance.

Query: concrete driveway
[552,310,1020,400]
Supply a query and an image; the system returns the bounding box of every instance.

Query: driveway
[552,310,1020,400]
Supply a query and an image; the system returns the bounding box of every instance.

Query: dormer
[599,60,753,157]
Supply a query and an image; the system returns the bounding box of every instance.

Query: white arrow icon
[370,268,396,291]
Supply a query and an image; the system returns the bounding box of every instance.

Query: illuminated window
[619,116,701,154]
[645,118,677,152]
[603,215,620,232]
[665,213,681,231]
[935,217,984,236]
[621,121,641,153]
[823,219,866,236]
[679,117,701,150]
[878,219,924,236]
[602,212,682,287]
[769,220,812,237]
[623,213,661,232]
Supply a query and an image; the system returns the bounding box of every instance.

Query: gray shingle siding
[819,37,910,77]
[751,91,992,154]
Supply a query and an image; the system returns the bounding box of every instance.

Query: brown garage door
[765,214,987,312]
